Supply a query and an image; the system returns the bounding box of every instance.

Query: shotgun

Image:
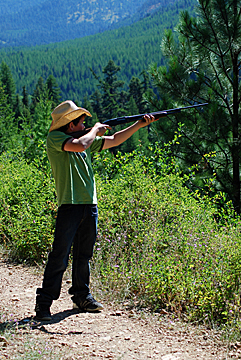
[69,103,208,138]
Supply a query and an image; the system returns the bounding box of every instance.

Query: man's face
[68,115,86,133]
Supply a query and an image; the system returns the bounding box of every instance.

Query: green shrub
[92,146,241,328]
[0,150,57,263]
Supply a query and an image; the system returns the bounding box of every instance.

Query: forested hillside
[0,0,192,48]
[0,0,195,101]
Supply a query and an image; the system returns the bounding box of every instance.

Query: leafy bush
[0,149,57,263]
[92,146,241,328]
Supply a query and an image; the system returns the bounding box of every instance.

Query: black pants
[36,204,98,306]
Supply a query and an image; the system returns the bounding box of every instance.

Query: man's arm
[102,114,155,150]
[63,123,111,152]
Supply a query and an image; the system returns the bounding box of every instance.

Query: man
[35,100,155,321]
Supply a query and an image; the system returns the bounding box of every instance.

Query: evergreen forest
[1,0,241,339]
[0,0,195,101]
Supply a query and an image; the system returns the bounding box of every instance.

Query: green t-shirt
[46,131,104,207]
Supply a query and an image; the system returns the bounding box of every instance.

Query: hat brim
[49,108,92,132]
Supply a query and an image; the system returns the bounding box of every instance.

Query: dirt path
[0,257,239,360]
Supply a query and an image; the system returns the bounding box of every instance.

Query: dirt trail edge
[0,257,238,360]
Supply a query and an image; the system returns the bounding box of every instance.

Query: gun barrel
[103,102,208,126]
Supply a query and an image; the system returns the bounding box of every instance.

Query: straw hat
[49,100,92,132]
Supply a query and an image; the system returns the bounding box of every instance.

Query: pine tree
[31,77,46,113]
[22,86,29,108]
[0,81,18,153]
[90,90,104,122]
[127,95,139,116]
[20,86,30,118]
[148,0,241,213]
[14,94,23,120]
[129,77,146,113]
[0,62,16,110]
[82,94,98,127]
[46,75,61,107]
[91,60,125,120]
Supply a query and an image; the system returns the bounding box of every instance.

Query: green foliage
[0,62,16,109]
[24,98,53,161]
[45,75,61,107]
[0,71,57,162]
[0,151,57,263]
[0,84,19,153]
[89,60,152,153]
[147,0,241,212]
[129,76,149,113]
[92,145,241,328]
[91,60,125,120]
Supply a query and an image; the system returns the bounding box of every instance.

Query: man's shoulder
[47,131,71,153]
[47,130,70,141]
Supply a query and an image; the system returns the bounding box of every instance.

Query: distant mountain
[0,0,191,48]
[0,0,46,15]
[0,0,196,101]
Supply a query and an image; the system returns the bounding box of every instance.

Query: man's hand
[64,122,111,152]
[103,114,157,150]
[138,114,156,128]
[93,122,112,136]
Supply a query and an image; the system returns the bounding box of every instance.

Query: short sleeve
[47,131,72,153]
[90,137,105,153]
